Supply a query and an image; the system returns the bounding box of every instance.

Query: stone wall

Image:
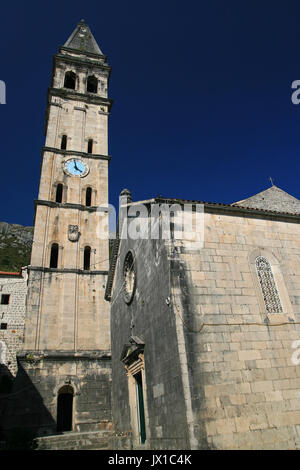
[0,268,27,375]
[24,269,110,352]
[109,202,300,450]
[173,208,300,449]
[2,352,112,438]
[110,233,191,449]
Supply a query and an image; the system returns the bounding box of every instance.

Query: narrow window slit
[56,184,63,203]
[61,135,67,150]
[86,187,92,207]
[50,243,59,268]
[84,246,91,270]
[88,139,93,154]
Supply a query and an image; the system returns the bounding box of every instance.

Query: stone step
[35,430,114,450]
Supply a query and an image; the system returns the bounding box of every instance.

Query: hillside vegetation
[0,222,33,272]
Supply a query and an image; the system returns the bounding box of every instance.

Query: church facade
[2,22,300,450]
[107,187,300,450]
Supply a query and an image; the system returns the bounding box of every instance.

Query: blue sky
[1,0,300,226]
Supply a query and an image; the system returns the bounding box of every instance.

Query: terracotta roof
[0,271,22,277]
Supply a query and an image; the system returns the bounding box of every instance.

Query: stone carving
[68,225,80,242]
[255,256,283,313]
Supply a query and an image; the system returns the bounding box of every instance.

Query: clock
[63,158,89,177]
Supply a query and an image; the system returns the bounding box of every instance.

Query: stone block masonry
[0,268,27,376]
[175,210,300,449]
[2,352,112,438]
[109,196,300,449]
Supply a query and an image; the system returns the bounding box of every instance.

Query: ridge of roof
[154,196,300,217]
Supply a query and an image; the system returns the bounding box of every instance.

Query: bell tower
[17,21,113,436]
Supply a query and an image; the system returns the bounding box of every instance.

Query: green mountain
[0,222,33,272]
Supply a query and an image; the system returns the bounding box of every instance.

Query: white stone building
[0,268,28,375]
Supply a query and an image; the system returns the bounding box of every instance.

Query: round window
[123,251,136,304]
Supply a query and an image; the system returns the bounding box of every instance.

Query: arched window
[85,187,92,207]
[57,385,74,432]
[50,243,59,268]
[255,256,283,313]
[84,246,91,270]
[87,75,98,93]
[61,135,67,150]
[87,139,93,154]
[55,184,63,203]
[64,71,76,90]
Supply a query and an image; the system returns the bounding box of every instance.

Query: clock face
[64,159,89,177]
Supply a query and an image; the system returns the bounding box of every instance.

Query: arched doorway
[57,385,74,432]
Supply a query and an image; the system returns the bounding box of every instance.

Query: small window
[86,187,92,207]
[84,246,91,270]
[64,71,76,90]
[87,139,93,154]
[50,243,59,268]
[61,135,67,150]
[56,184,63,203]
[87,76,98,93]
[1,294,10,305]
[0,323,7,330]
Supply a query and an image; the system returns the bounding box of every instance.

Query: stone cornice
[34,199,109,213]
[54,54,111,75]
[48,87,113,109]
[42,146,111,161]
[44,88,113,134]
[57,46,110,66]
[28,266,108,276]
[17,350,111,361]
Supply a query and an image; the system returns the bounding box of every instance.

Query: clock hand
[74,161,82,172]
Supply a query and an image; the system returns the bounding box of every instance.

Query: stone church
[2,21,300,450]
